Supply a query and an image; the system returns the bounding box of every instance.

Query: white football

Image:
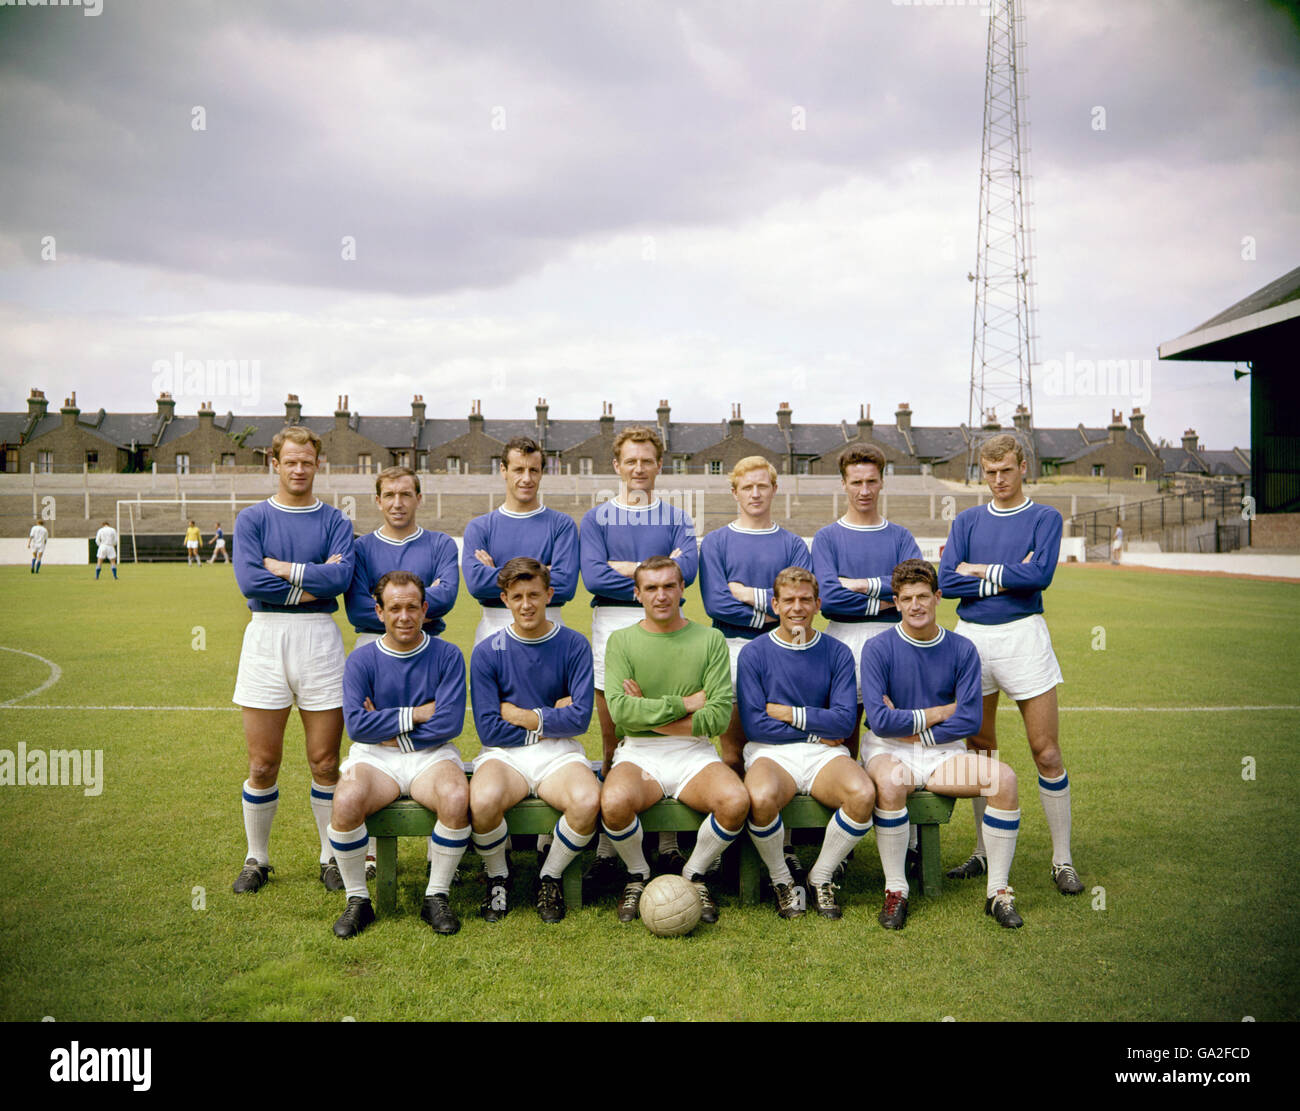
[639,874,703,937]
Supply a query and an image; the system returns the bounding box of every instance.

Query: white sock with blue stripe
[874,806,910,899]
[747,815,791,885]
[685,814,741,879]
[982,805,1021,899]
[328,822,370,900]
[472,819,510,879]
[540,815,593,880]
[426,821,470,896]
[809,808,872,886]
[603,817,649,878]
[242,780,278,866]
[1038,771,1072,866]
[310,781,335,865]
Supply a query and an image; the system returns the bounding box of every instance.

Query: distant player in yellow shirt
[184,520,202,566]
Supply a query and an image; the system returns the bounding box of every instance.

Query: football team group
[227,422,1083,939]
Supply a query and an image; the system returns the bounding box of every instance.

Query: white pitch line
[1018,706,1300,713]
[0,646,64,706]
[0,705,238,711]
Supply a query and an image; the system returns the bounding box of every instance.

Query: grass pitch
[0,562,1297,1022]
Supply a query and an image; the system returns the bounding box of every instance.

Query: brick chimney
[60,392,80,429]
[895,402,912,434]
[469,399,484,434]
[728,403,744,439]
[657,399,671,452]
[284,393,302,424]
[411,394,426,429]
[599,401,614,438]
[198,400,215,430]
[857,403,874,443]
[1182,428,1199,454]
[157,391,176,421]
[1108,409,1126,445]
[776,401,792,433]
[1013,404,1031,433]
[535,397,549,447]
[334,394,351,431]
[982,408,1000,433]
[1129,407,1145,438]
[27,388,48,422]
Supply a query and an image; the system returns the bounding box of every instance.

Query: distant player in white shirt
[1110,525,1123,565]
[28,519,49,574]
[94,521,118,580]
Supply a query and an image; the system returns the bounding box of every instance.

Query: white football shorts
[954,613,1063,700]
[861,735,969,789]
[612,735,722,800]
[97,546,116,561]
[590,606,643,690]
[473,605,566,647]
[340,740,463,797]
[822,620,891,703]
[233,612,346,711]
[472,737,590,797]
[743,740,851,795]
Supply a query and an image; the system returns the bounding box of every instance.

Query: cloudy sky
[1,0,1297,449]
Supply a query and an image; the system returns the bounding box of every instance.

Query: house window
[416,452,428,472]
[884,462,895,476]
[176,453,191,474]
[707,460,722,476]
[448,457,461,475]
[1091,464,1105,478]
[221,453,236,467]
[797,459,810,475]
[38,451,53,473]
[394,451,411,468]
[490,456,501,474]
[1133,464,1147,481]
[358,454,372,473]
[1041,461,1058,477]
[546,455,559,475]
[579,457,593,476]
[3,448,16,473]
[85,450,98,469]
[672,458,687,475]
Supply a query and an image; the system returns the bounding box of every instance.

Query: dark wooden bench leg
[562,857,583,911]
[375,835,399,915]
[738,839,761,906]
[916,822,942,897]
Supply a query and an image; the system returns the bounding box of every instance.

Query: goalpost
[115,498,266,563]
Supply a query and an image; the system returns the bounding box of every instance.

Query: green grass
[0,563,1297,1021]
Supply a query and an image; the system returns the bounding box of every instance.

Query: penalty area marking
[0,647,63,706]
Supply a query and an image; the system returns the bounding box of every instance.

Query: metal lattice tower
[967,0,1038,478]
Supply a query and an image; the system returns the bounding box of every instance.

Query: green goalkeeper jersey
[604,620,733,740]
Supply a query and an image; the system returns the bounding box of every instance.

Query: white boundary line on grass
[0,647,64,706]
[0,704,1299,712]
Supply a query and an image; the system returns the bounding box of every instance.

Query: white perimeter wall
[1119,551,1300,579]
[0,539,91,565]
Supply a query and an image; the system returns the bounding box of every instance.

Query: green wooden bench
[736,789,956,905]
[366,774,954,914]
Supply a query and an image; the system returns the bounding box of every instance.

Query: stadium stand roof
[1159,264,1300,361]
